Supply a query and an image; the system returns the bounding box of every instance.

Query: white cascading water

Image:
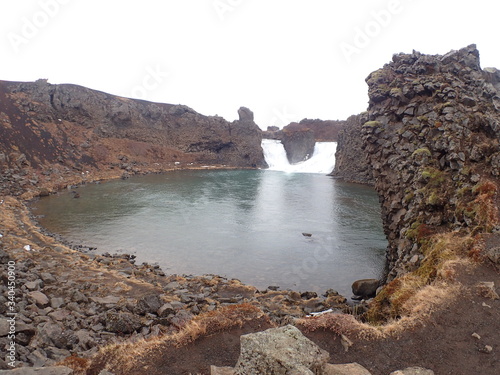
[261,139,336,174]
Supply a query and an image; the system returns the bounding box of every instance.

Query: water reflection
[33,170,386,296]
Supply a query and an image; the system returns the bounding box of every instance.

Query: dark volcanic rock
[284,119,344,141]
[330,114,374,184]
[281,128,316,164]
[362,44,500,281]
[352,279,379,299]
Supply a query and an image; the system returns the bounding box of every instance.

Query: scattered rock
[136,294,162,315]
[389,368,434,375]
[28,291,50,307]
[90,296,120,305]
[324,362,372,375]
[476,281,499,300]
[104,310,142,334]
[234,325,329,375]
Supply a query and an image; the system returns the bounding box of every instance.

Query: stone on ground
[234,325,329,375]
[210,366,235,375]
[324,362,372,374]
[389,367,435,375]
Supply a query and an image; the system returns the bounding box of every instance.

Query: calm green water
[33,170,386,296]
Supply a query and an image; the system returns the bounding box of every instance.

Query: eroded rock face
[281,128,316,164]
[362,44,500,281]
[330,114,374,184]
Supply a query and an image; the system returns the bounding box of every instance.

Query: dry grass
[297,231,478,341]
[366,232,474,325]
[85,303,269,375]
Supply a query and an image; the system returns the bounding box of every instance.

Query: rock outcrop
[362,44,500,281]
[0,80,265,196]
[283,119,344,142]
[330,114,374,184]
[281,128,316,164]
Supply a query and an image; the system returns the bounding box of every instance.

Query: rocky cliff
[330,114,374,185]
[0,80,265,196]
[362,45,499,281]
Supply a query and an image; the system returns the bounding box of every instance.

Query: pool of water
[32,169,387,296]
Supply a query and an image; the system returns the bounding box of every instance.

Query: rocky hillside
[361,44,499,281]
[0,80,265,197]
[330,114,374,185]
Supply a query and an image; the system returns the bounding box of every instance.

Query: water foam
[262,139,336,174]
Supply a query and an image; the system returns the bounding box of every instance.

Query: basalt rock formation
[283,119,344,141]
[281,127,316,164]
[330,114,374,185]
[362,44,500,281]
[0,80,265,196]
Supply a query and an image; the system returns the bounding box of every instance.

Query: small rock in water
[267,285,280,291]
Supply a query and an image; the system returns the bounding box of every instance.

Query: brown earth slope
[0,79,265,198]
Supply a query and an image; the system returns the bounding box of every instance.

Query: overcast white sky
[1,0,499,129]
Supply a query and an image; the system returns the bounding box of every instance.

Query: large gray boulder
[234,325,329,375]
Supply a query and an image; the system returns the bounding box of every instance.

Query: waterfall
[261,139,336,174]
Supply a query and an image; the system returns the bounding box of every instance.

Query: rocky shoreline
[1,192,351,370]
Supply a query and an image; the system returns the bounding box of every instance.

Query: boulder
[136,294,162,315]
[105,310,142,334]
[351,279,379,299]
[234,325,329,375]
